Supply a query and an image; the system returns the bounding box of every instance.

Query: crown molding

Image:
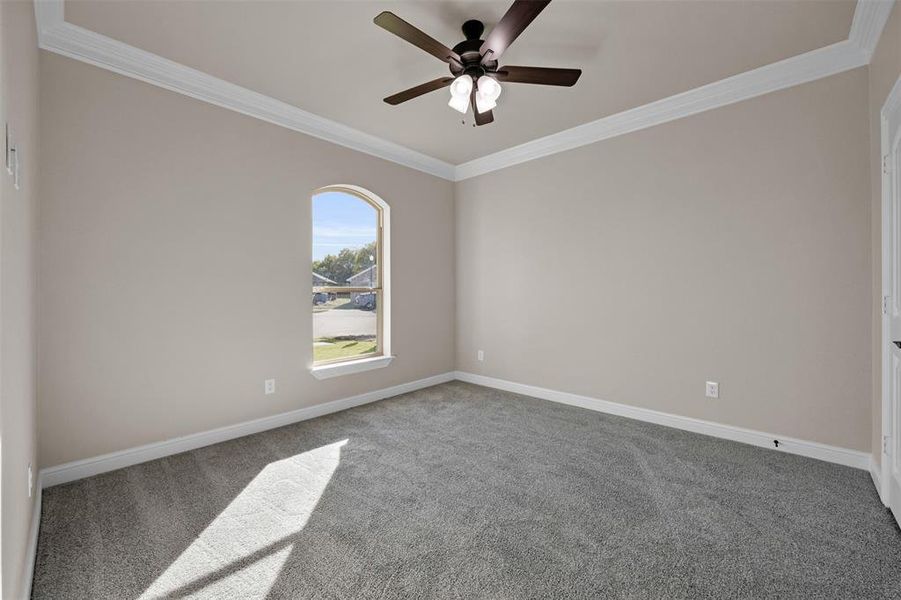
[455,0,894,180]
[850,0,896,60]
[454,40,869,180]
[34,1,456,181]
[33,0,63,47]
[35,0,895,183]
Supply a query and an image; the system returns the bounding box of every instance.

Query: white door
[883,76,901,526]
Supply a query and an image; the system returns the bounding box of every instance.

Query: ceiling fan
[374,0,581,126]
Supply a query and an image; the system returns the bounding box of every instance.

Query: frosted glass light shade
[479,76,501,101]
[474,76,501,113]
[475,90,496,113]
[448,74,473,114]
[449,74,473,98]
[448,93,469,114]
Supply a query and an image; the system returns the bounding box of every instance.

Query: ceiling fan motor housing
[451,20,498,79]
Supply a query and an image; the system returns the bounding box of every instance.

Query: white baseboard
[40,372,455,488]
[28,369,881,596]
[22,474,42,600]
[870,458,888,506]
[455,371,871,471]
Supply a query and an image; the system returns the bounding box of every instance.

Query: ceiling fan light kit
[446,74,501,116]
[375,0,581,126]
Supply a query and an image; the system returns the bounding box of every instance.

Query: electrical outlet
[705,381,719,399]
[477,350,484,362]
[27,463,33,498]
[264,379,275,395]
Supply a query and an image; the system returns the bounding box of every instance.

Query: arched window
[311,185,390,376]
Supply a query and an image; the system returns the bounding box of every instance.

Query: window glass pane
[312,191,378,289]
[312,189,381,365]
[312,291,378,363]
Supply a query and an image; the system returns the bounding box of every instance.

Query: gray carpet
[32,381,901,599]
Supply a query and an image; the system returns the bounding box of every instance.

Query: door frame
[880,75,901,507]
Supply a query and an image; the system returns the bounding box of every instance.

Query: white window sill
[310,355,394,380]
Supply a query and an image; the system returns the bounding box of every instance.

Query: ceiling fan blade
[495,66,581,86]
[480,0,551,64]
[384,78,454,105]
[470,87,494,126]
[474,108,494,126]
[374,11,461,64]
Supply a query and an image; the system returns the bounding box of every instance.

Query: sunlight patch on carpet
[139,439,347,599]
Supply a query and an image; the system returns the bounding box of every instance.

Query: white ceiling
[66,0,857,165]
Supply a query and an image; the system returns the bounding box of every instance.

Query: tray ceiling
[65,0,857,165]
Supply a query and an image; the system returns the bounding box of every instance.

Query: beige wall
[1,0,40,597]
[456,68,872,452]
[869,4,901,466]
[37,52,455,468]
[33,5,891,478]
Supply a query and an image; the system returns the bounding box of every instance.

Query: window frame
[310,185,391,376]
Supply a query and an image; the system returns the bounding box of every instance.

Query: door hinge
[885,154,893,175]
[884,435,891,455]
[883,295,891,315]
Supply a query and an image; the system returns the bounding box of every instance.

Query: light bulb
[449,74,473,98]
[448,93,469,114]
